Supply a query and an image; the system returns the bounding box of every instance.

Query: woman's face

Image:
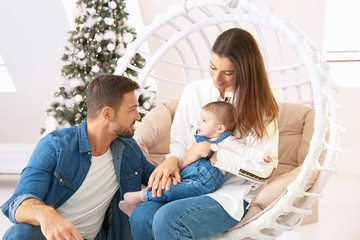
[208,52,235,96]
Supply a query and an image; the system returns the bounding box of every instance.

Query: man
[1,74,155,240]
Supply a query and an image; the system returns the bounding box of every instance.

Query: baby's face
[197,109,220,139]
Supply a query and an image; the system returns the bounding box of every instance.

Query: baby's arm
[220,136,278,167]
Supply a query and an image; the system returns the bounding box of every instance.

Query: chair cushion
[134,99,179,166]
[238,102,323,225]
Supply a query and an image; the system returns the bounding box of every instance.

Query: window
[0,54,16,92]
[324,0,360,87]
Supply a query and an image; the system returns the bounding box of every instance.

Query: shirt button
[85,164,89,168]
[75,186,78,190]
[135,172,138,175]
[88,152,91,155]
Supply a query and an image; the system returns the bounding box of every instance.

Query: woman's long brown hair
[212,28,278,139]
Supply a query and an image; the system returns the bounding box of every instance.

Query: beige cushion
[134,99,179,166]
[238,102,324,225]
[134,100,322,225]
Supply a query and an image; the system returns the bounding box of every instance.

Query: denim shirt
[1,119,155,232]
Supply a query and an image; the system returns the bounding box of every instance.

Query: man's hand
[15,199,83,240]
[146,156,181,198]
[38,207,83,240]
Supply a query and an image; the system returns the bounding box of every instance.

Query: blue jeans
[130,195,248,240]
[3,225,110,240]
[145,159,224,202]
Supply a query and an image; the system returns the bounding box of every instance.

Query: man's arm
[15,198,83,240]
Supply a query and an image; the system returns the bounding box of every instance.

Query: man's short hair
[86,74,139,119]
[202,101,236,131]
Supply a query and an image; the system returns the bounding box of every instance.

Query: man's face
[110,91,140,138]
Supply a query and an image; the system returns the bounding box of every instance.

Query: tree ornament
[74,94,83,103]
[109,1,117,9]
[69,78,84,89]
[107,43,115,51]
[86,8,96,16]
[105,17,115,25]
[116,45,125,56]
[76,85,85,91]
[72,7,82,17]
[91,65,100,73]
[95,33,104,42]
[103,62,110,69]
[104,30,116,40]
[84,17,97,28]
[123,32,134,43]
[143,101,151,110]
[77,50,85,59]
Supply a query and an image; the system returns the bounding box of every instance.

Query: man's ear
[216,124,226,134]
[101,106,114,121]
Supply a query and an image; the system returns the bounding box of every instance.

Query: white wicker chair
[114,0,344,239]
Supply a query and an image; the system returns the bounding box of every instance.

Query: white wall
[0,0,69,172]
[138,0,326,50]
[0,0,69,144]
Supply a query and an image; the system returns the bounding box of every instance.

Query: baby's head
[197,101,235,139]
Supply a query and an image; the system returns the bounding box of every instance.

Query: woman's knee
[3,223,45,240]
[129,201,165,240]
[152,203,192,240]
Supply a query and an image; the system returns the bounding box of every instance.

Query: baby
[119,101,277,215]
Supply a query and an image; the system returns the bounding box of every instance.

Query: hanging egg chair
[114,0,344,239]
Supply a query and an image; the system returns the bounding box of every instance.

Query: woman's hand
[146,156,181,198]
[180,142,211,170]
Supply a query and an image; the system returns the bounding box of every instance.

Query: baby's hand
[264,153,278,168]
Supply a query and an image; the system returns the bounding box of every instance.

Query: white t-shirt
[57,148,119,240]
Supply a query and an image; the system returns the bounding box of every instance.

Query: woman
[130,28,279,240]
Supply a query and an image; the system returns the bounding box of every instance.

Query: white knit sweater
[167,79,279,220]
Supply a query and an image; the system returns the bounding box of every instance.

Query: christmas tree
[41,0,154,134]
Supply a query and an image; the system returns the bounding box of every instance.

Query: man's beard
[111,119,135,138]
